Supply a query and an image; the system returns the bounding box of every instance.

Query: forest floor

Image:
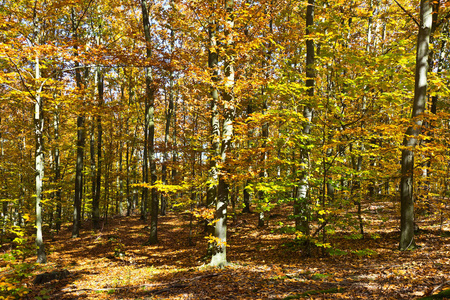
[3,200,450,299]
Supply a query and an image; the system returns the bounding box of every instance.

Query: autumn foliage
[1,0,450,298]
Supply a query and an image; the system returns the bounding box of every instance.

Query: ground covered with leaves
[2,203,450,299]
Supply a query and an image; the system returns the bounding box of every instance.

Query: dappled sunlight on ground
[12,203,449,299]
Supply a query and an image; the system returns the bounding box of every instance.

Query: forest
[1,0,450,299]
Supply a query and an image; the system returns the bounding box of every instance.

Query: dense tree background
[1,0,450,298]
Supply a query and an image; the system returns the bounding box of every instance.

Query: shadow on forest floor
[6,202,450,299]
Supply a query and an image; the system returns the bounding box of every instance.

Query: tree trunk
[104,151,110,224]
[117,142,124,215]
[90,121,96,221]
[258,97,268,228]
[126,82,134,216]
[205,17,220,254]
[399,0,432,250]
[294,0,314,238]
[242,103,252,214]
[258,10,272,228]
[172,93,178,184]
[0,119,7,243]
[34,39,47,264]
[141,0,158,245]
[422,1,441,206]
[53,108,62,234]
[210,0,234,268]
[207,17,220,212]
[141,104,149,221]
[93,65,103,230]
[161,10,176,217]
[161,73,174,217]
[71,8,85,238]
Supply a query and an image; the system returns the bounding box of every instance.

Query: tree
[33,0,46,264]
[399,0,433,251]
[71,4,89,238]
[141,0,158,245]
[294,0,315,240]
[210,0,235,268]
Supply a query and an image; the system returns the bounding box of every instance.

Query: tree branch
[73,0,96,32]
[393,0,420,27]
[426,280,450,296]
[5,53,37,101]
[436,11,450,29]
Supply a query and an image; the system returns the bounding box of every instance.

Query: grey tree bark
[210,0,234,268]
[258,8,273,228]
[33,13,46,263]
[258,96,268,228]
[399,0,432,250]
[207,17,220,212]
[294,0,314,239]
[126,74,135,216]
[53,109,62,233]
[141,0,158,244]
[242,101,253,214]
[90,121,96,223]
[0,122,6,243]
[205,15,220,253]
[71,8,86,238]
[93,64,103,230]
[161,20,175,217]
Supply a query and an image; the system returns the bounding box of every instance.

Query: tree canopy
[1,0,450,298]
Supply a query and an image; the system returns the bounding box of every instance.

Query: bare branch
[5,53,37,101]
[393,0,420,27]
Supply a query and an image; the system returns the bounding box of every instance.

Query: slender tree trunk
[161,5,176,217]
[0,119,7,242]
[258,10,272,228]
[422,1,441,204]
[161,70,174,217]
[294,0,314,239]
[104,152,110,225]
[53,109,62,233]
[141,106,149,221]
[258,122,268,228]
[117,141,124,215]
[207,17,220,211]
[90,121,96,220]
[31,3,47,262]
[242,101,253,214]
[34,38,47,264]
[350,0,374,237]
[141,0,158,244]
[93,66,103,230]
[125,83,134,216]
[399,0,432,250]
[210,0,234,268]
[140,14,150,223]
[126,141,131,215]
[72,8,85,238]
[258,94,268,228]
[243,182,251,213]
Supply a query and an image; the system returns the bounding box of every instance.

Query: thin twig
[393,0,419,27]
[150,284,188,295]
[430,280,450,295]
[73,0,95,32]
[5,54,36,101]
[436,12,450,29]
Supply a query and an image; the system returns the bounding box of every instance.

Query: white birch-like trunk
[35,47,46,264]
